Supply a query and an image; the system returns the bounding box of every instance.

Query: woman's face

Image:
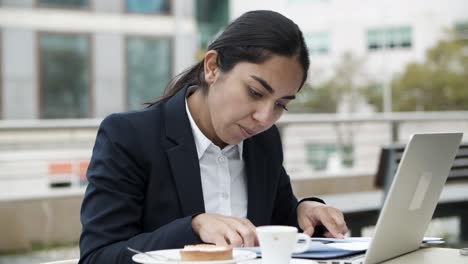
[201,52,304,147]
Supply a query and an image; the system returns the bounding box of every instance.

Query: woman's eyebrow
[250,75,274,94]
[250,75,296,100]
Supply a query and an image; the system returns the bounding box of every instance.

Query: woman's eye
[275,102,288,111]
[249,88,263,98]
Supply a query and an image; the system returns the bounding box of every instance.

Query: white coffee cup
[256,225,310,264]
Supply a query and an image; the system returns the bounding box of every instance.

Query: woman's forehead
[233,57,304,93]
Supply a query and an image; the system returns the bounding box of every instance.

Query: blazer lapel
[244,138,267,225]
[164,86,205,216]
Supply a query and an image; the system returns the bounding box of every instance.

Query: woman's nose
[252,103,275,126]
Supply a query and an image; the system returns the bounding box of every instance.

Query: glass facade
[306,143,354,171]
[126,0,170,14]
[305,32,330,56]
[39,33,90,118]
[196,0,229,50]
[455,21,468,37]
[368,26,412,51]
[126,37,171,111]
[37,0,88,9]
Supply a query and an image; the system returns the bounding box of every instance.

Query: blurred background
[0,0,467,263]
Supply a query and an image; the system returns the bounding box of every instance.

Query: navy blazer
[79,86,299,264]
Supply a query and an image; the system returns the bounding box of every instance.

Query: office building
[0,0,199,119]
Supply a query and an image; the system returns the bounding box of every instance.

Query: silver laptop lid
[364,133,463,264]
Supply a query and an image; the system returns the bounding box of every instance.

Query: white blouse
[185,92,248,218]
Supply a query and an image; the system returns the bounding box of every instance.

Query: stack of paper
[293,241,367,259]
[242,237,443,259]
[243,240,366,259]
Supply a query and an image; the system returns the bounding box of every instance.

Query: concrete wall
[0,197,82,251]
[94,0,123,13]
[94,34,125,117]
[173,0,197,75]
[2,29,37,119]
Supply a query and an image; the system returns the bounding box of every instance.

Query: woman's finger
[224,217,256,247]
[297,214,315,236]
[318,210,344,239]
[328,208,348,235]
[223,227,244,247]
[213,235,229,246]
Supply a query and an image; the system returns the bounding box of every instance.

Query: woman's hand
[297,201,348,238]
[192,213,258,247]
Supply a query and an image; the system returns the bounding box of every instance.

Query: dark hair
[147,10,310,105]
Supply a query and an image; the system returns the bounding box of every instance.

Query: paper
[293,250,364,259]
[240,237,444,259]
[242,241,366,259]
[311,237,371,243]
[311,236,442,244]
[326,242,369,251]
[242,241,363,254]
[298,241,368,252]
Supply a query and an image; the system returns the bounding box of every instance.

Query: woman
[79,10,348,264]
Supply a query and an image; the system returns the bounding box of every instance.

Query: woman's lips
[239,125,254,138]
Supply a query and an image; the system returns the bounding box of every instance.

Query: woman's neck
[187,89,226,148]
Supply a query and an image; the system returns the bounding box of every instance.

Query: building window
[306,143,354,171]
[455,21,468,38]
[305,32,329,56]
[196,0,229,50]
[126,0,170,14]
[39,33,90,118]
[37,0,89,9]
[126,37,172,111]
[368,26,412,51]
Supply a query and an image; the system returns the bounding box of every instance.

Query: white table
[382,247,467,263]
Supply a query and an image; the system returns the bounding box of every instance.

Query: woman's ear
[203,50,218,85]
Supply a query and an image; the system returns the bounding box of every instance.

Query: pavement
[0,245,78,264]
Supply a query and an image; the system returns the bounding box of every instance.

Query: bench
[375,143,468,193]
[342,143,468,238]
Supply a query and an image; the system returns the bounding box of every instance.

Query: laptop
[319,132,463,264]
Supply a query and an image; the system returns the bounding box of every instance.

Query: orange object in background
[47,161,90,188]
[79,161,90,184]
[48,162,73,175]
[48,162,73,188]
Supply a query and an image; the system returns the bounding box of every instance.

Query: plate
[132,248,257,264]
[238,259,318,264]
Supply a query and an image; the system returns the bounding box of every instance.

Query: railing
[0,111,467,189]
[0,119,98,197]
[276,111,468,180]
[276,111,468,142]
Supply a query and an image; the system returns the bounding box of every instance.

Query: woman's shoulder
[251,125,282,148]
[96,105,166,156]
[256,124,281,140]
[248,125,284,161]
[100,104,163,129]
